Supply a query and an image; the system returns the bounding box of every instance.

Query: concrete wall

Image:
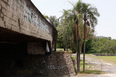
[0,0,55,42]
[27,42,46,55]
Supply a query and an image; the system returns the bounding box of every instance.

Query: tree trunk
[76,51,78,72]
[83,14,86,72]
[70,37,73,51]
[63,44,66,51]
[54,33,57,52]
[75,22,80,73]
[83,34,85,72]
[83,32,85,72]
[77,41,80,72]
[75,24,79,73]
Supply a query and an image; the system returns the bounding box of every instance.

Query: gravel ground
[70,54,116,77]
[80,54,116,73]
[77,74,116,77]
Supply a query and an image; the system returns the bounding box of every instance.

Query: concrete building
[0,0,57,75]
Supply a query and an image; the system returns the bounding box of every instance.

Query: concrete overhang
[0,0,57,43]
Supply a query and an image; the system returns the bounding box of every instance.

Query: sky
[31,0,116,39]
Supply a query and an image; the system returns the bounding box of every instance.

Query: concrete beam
[0,0,56,42]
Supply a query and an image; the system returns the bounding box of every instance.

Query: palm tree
[60,0,99,73]
[81,2,100,72]
[62,1,84,72]
[60,9,82,72]
[73,0,100,72]
[72,0,84,73]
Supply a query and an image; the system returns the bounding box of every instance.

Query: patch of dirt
[77,74,116,77]
[80,54,116,73]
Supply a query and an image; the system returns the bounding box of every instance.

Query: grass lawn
[56,48,71,52]
[85,54,116,65]
[97,56,116,65]
[79,70,106,74]
[56,48,64,51]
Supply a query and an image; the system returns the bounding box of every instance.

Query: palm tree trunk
[78,41,80,72]
[83,14,86,72]
[75,23,79,73]
[83,30,86,72]
[75,22,80,73]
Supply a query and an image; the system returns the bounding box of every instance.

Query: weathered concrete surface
[0,0,59,76]
[0,0,57,54]
[27,42,46,55]
[0,0,57,42]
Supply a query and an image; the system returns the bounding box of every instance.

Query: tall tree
[61,9,74,51]
[61,8,84,72]
[80,2,100,72]
[59,0,100,73]
[72,0,100,72]
[72,0,84,72]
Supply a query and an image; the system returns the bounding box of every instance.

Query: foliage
[73,0,100,72]
[69,50,73,53]
[86,36,116,55]
[49,16,59,27]
[71,55,75,61]
[44,15,59,27]
[56,0,100,72]
[45,0,100,73]
[56,26,64,48]
[56,25,70,49]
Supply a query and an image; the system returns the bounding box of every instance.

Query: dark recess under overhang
[0,27,49,44]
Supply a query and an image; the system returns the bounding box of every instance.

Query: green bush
[86,37,116,55]
[71,55,75,61]
[69,50,73,53]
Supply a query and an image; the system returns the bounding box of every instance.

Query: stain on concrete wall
[23,1,50,34]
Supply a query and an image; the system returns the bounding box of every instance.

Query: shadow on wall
[0,43,27,76]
